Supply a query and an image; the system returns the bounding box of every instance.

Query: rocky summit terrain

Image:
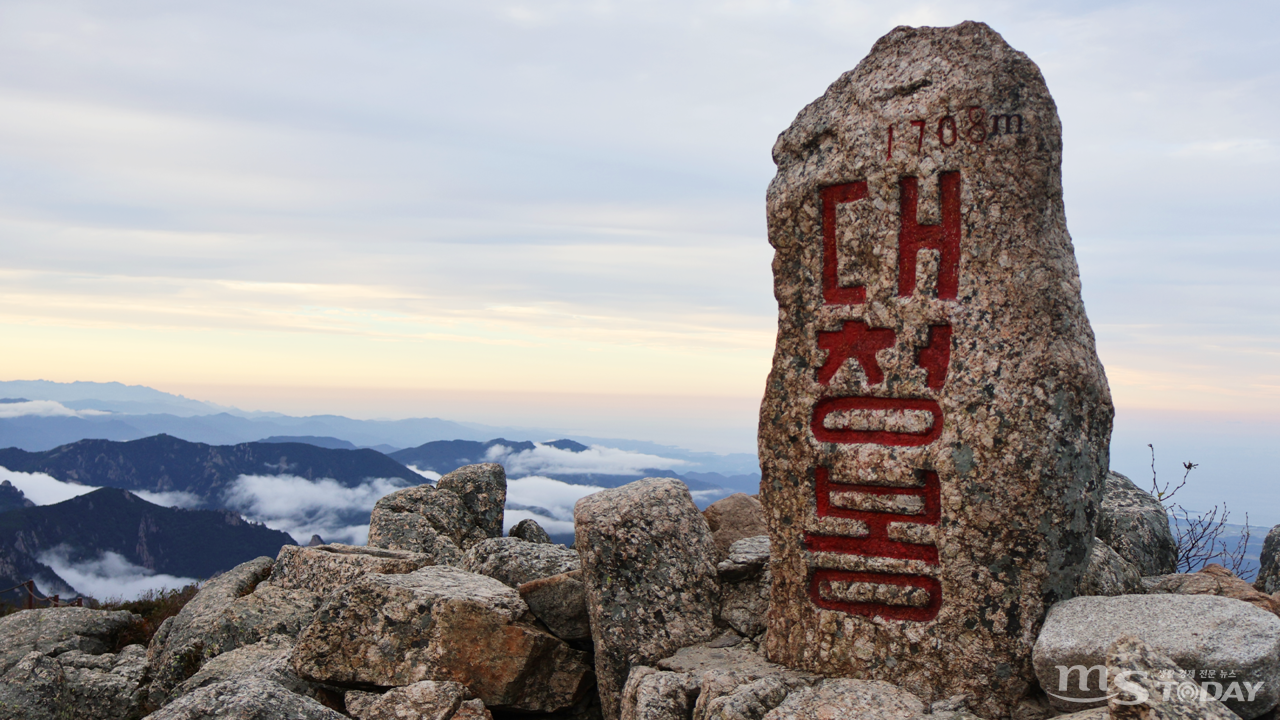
[0,462,1277,720]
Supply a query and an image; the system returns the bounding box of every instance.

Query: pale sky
[0,0,1277,503]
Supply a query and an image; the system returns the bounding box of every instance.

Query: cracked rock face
[758,21,1112,718]
[291,564,592,713]
[1096,471,1177,576]
[146,556,324,708]
[268,543,439,596]
[367,464,506,558]
[1033,594,1280,718]
[575,478,721,720]
[464,536,580,588]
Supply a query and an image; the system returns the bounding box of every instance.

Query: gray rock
[465,537,580,588]
[1097,471,1178,576]
[1049,711,1108,720]
[717,535,771,638]
[167,634,314,706]
[1076,537,1145,597]
[146,676,347,720]
[510,518,553,544]
[1033,594,1280,718]
[345,680,470,720]
[518,570,591,641]
[761,680,925,720]
[147,556,321,707]
[292,565,592,713]
[437,463,507,541]
[702,494,767,561]
[575,478,721,720]
[624,640,819,720]
[1106,635,1242,720]
[0,644,149,720]
[1254,524,1280,594]
[268,543,438,596]
[454,698,494,720]
[366,483,483,556]
[697,675,806,720]
[620,667,701,720]
[0,606,140,675]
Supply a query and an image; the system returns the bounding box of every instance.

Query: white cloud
[37,547,197,601]
[0,466,98,505]
[407,465,441,482]
[503,474,604,529]
[222,474,412,546]
[0,400,109,418]
[132,489,203,508]
[486,443,687,476]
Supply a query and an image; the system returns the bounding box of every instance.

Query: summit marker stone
[758,22,1113,717]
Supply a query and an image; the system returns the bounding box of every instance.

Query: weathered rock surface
[1106,635,1243,720]
[437,463,507,541]
[0,606,140,675]
[367,484,473,559]
[1033,594,1280,717]
[148,557,324,707]
[146,676,347,720]
[1076,537,1144,597]
[519,570,591,641]
[759,22,1112,717]
[1146,564,1276,615]
[292,564,592,712]
[1097,471,1177,576]
[0,643,148,720]
[464,537,580,588]
[167,634,314,707]
[269,543,438,596]
[366,466,505,557]
[146,556,275,704]
[620,667,701,720]
[761,679,925,720]
[620,640,819,720]
[717,536,771,638]
[576,478,721,720]
[345,680,471,720]
[1255,524,1280,594]
[510,518,553,544]
[703,494,768,561]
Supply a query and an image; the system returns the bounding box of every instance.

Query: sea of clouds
[0,399,109,419]
[2,442,698,599]
[37,547,198,601]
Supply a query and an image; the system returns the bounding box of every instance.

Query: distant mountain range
[0,435,422,506]
[0,380,760,477]
[0,487,295,604]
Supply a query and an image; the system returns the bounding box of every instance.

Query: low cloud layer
[38,547,198,601]
[485,443,688,477]
[503,475,605,537]
[223,474,413,545]
[0,466,98,505]
[132,489,203,508]
[0,400,109,419]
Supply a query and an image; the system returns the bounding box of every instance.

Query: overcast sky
[0,0,1277,514]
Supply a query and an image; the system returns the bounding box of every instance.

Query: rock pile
[2,460,1280,719]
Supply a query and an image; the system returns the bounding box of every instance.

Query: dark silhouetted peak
[307,534,326,546]
[0,480,33,513]
[545,439,590,452]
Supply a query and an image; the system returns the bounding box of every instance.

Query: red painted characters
[806,171,961,621]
